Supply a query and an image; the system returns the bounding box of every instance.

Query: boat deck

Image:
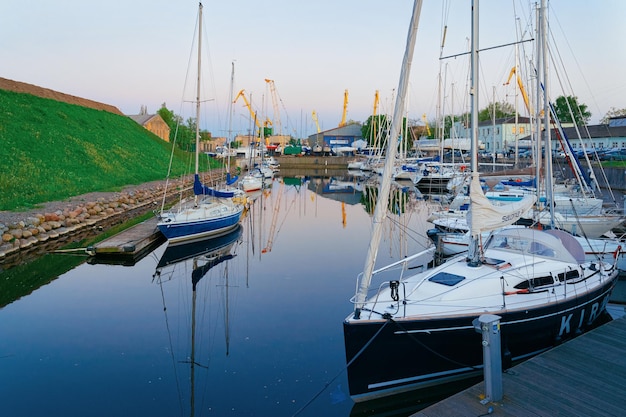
[411,312,626,416]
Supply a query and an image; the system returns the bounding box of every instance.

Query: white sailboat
[157,3,244,244]
[342,0,620,402]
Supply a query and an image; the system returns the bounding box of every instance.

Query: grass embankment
[0,89,221,211]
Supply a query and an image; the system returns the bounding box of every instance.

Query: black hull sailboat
[342,0,619,404]
[344,277,615,401]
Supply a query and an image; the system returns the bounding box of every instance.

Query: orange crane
[339,89,349,127]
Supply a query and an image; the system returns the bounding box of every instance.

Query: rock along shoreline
[0,177,195,269]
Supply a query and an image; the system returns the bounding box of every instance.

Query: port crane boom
[312,110,321,133]
[339,89,349,127]
[264,79,283,136]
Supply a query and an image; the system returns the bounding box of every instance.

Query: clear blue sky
[2,0,625,139]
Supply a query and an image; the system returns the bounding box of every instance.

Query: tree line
[361,95,626,149]
[157,104,211,152]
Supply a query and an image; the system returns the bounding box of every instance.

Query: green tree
[362,115,412,151]
[157,104,214,152]
[430,113,470,139]
[361,114,391,148]
[553,95,591,125]
[478,101,515,122]
[600,107,626,124]
[157,103,176,127]
[157,103,180,142]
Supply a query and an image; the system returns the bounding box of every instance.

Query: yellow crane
[262,180,284,254]
[339,89,349,127]
[264,78,282,136]
[504,67,532,115]
[234,89,260,129]
[372,90,379,116]
[421,113,431,136]
[370,90,380,145]
[311,110,321,133]
[233,89,271,144]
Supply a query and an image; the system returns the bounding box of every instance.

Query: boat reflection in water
[153,224,243,416]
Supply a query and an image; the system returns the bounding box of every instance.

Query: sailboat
[342,0,620,402]
[157,3,244,244]
[154,224,242,416]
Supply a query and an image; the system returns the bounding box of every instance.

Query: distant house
[128,111,171,142]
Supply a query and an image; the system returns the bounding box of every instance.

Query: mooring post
[473,314,503,403]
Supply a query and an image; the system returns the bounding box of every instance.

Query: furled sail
[193,174,236,198]
[467,173,536,237]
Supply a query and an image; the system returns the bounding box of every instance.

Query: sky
[3,0,626,139]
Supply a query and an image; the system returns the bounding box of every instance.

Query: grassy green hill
[0,89,219,211]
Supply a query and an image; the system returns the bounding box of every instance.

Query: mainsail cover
[193,174,236,198]
[467,173,536,237]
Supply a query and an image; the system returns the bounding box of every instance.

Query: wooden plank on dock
[88,217,164,264]
[412,316,626,417]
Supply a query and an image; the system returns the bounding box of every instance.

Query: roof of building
[519,123,626,141]
[476,116,532,126]
[308,123,363,139]
[128,113,162,126]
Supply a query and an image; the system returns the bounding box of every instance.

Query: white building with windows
[552,117,626,152]
[451,115,626,155]
[452,116,533,155]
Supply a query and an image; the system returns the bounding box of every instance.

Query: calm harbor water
[1,172,444,417]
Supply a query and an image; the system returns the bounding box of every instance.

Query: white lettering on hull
[557,295,609,338]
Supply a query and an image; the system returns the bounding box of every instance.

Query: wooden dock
[87,217,164,265]
[412,314,626,416]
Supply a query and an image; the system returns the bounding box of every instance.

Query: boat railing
[351,247,435,306]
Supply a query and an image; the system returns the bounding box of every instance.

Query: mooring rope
[290,319,391,417]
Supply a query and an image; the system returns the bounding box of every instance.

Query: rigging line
[157,276,185,417]
[547,38,617,206]
[566,198,604,264]
[384,213,432,250]
[440,38,535,60]
[290,320,391,417]
[546,1,602,120]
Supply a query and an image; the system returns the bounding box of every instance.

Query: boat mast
[467,0,481,266]
[533,4,543,214]
[354,0,423,319]
[227,61,235,178]
[194,2,203,176]
[540,0,555,229]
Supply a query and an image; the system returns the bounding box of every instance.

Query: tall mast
[534,4,543,210]
[540,0,554,228]
[467,0,480,266]
[227,61,235,176]
[194,2,203,175]
[354,0,423,319]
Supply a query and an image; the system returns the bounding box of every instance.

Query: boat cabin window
[557,270,580,282]
[514,275,555,290]
[429,272,465,286]
[486,233,559,259]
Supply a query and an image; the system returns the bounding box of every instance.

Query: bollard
[473,314,503,403]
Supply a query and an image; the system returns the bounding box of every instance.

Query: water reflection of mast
[186,256,208,417]
[154,225,242,417]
